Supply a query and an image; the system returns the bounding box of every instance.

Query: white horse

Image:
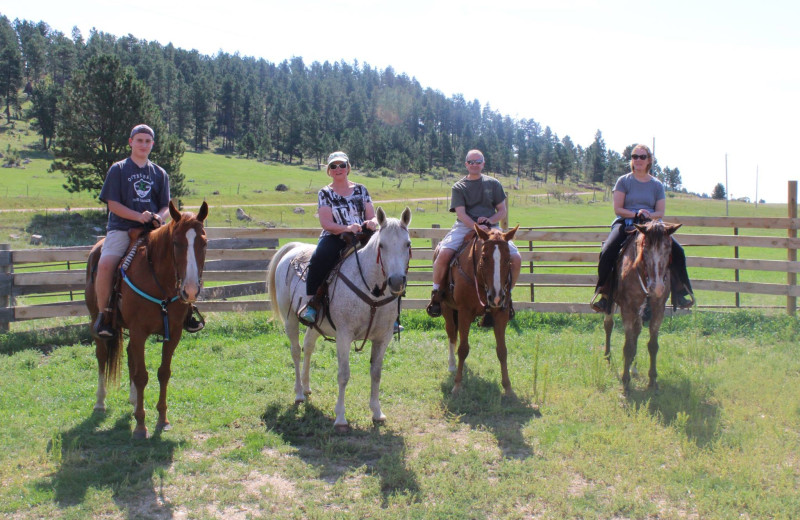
[268,207,412,432]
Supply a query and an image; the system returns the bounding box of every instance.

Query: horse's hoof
[133,427,149,440]
[294,398,305,405]
[451,385,462,395]
[156,421,171,432]
[334,423,351,434]
[93,404,106,413]
[372,415,387,425]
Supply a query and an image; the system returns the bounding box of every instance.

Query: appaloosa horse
[268,207,411,432]
[603,220,681,394]
[86,200,208,439]
[439,224,519,395]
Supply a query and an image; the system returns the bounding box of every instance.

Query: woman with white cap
[298,151,379,325]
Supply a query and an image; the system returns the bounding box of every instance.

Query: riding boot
[670,271,695,310]
[298,297,319,326]
[591,280,613,314]
[92,307,116,339]
[426,289,444,318]
[184,304,205,333]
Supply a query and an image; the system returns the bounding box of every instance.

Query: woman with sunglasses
[591,143,694,313]
[298,151,379,325]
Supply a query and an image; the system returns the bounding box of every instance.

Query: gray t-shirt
[613,173,665,216]
[449,175,506,221]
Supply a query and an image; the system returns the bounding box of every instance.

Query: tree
[664,166,682,191]
[0,15,23,122]
[28,77,58,149]
[712,183,726,200]
[51,54,185,199]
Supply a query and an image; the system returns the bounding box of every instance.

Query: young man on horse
[92,124,203,338]
[426,149,522,323]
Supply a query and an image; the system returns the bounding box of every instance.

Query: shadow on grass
[261,402,420,506]
[626,376,721,448]
[37,411,183,518]
[0,324,91,356]
[440,367,541,459]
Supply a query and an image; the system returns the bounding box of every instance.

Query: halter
[634,229,672,298]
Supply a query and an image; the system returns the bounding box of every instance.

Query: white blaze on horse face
[492,245,502,305]
[183,228,201,300]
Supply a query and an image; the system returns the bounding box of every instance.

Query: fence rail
[0,214,798,330]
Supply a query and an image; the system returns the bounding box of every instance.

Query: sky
[5,0,799,203]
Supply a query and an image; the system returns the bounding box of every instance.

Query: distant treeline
[0,14,683,189]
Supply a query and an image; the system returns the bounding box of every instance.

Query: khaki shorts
[99,229,131,259]
[439,220,519,255]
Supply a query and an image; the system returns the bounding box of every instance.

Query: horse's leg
[452,311,474,394]
[443,306,458,373]
[94,338,108,412]
[620,307,642,395]
[333,334,354,432]
[603,307,615,361]
[369,336,390,424]
[493,312,515,397]
[127,331,149,439]
[299,324,319,402]
[155,334,182,433]
[646,305,666,390]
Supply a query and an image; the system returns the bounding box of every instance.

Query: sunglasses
[631,154,649,160]
[466,160,484,165]
[329,162,348,170]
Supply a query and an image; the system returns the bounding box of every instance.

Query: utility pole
[725,153,729,216]
[755,165,759,210]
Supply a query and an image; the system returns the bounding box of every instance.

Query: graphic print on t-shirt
[133,178,153,201]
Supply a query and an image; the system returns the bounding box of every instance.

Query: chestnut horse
[439,224,519,395]
[603,220,681,394]
[85,200,209,439]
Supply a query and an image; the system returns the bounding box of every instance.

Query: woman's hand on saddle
[363,220,377,231]
[345,223,362,234]
[635,209,652,221]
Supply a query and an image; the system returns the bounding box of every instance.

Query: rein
[470,236,513,312]
[336,271,399,351]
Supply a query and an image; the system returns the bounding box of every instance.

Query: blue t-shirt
[99,158,170,231]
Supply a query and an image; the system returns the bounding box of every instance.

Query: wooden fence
[1,214,799,332]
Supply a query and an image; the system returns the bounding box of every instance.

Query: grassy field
[2,311,800,519]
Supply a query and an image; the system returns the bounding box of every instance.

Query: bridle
[470,235,513,311]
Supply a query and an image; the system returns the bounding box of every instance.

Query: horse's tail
[103,333,123,386]
[268,242,302,326]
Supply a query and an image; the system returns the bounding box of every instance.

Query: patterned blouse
[317,183,372,237]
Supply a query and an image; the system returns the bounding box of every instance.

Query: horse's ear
[169,200,181,222]
[504,224,519,241]
[376,207,386,227]
[664,223,682,235]
[633,224,647,234]
[401,206,412,228]
[197,201,209,223]
[475,224,489,240]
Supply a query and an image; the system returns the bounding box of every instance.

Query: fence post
[0,243,10,332]
[734,227,740,308]
[788,181,797,316]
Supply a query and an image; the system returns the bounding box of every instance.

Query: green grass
[1,310,799,518]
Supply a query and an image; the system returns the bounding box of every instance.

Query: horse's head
[374,206,412,296]
[633,220,681,300]
[475,224,518,309]
[168,200,209,303]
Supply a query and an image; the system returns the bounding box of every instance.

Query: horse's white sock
[432,283,440,291]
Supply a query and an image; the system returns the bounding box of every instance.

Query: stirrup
[591,294,609,313]
[298,304,317,326]
[184,305,205,333]
[92,309,116,339]
[426,290,443,318]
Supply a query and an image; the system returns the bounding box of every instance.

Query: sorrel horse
[439,224,519,395]
[603,220,681,394]
[85,200,209,439]
[268,207,411,433]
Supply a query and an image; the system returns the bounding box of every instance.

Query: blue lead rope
[121,267,180,341]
